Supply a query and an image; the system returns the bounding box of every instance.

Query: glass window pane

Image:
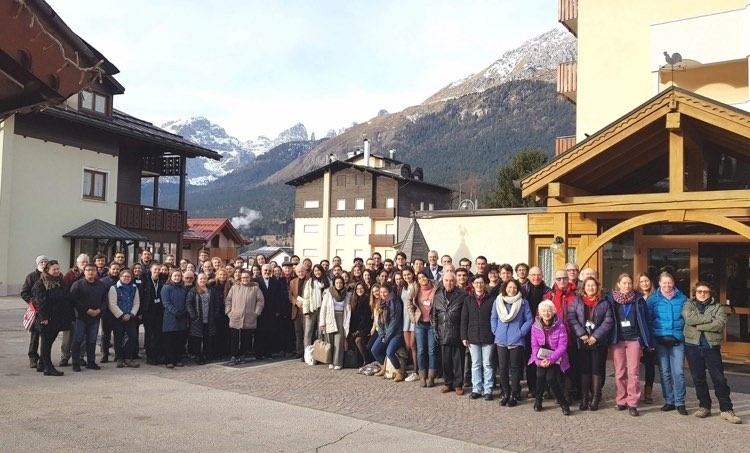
[94,94,107,113]
[93,173,105,198]
[83,170,92,196]
[81,91,93,110]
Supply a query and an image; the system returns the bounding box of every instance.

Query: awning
[63,219,147,241]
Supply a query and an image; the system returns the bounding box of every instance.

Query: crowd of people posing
[21,249,741,424]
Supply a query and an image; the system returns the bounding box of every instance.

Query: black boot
[499,393,509,406]
[44,367,64,376]
[534,394,543,412]
[579,374,591,411]
[590,375,603,411]
[561,400,571,415]
[508,393,518,407]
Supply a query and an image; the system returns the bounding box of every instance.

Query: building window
[355,198,365,210]
[428,203,434,211]
[80,90,109,115]
[354,224,364,236]
[336,175,346,186]
[337,199,346,210]
[354,249,364,258]
[303,224,319,233]
[336,224,345,236]
[419,202,425,210]
[385,223,395,235]
[335,249,345,258]
[82,168,107,201]
[302,249,318,257]
[304,200,320,209]
[386,197,395,208]
[355,174,364,186]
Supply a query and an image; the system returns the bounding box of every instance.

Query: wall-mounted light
[550,236,565,256]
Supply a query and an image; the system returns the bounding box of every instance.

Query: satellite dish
[458,199,475,210]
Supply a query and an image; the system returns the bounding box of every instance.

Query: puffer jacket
[377,293,403,344]
[186,287,217,338]
[647,288,687,341]
[605,291,652,348]
[682,297,726,347]
[320,288,352,337]
[461,291,496,345]
[162,283,189,332]
[528,315,570,372]
[489,296,533,347]
[225,282,265,329]
[31,275,74,331]
[431,287,469,345]
[567,295,614,344]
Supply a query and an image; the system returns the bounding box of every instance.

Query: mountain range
[152,28,577,235]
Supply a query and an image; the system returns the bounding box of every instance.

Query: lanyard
[622,303,633,319]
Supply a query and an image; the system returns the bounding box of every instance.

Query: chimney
[346,151,355,158]
[389,149,395,160]
[328,153,337,163]
[363,139,370,167]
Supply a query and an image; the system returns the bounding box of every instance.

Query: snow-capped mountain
[424,28,576,104]
[160,118,309,185]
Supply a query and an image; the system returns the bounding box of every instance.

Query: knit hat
[35,255,49,266]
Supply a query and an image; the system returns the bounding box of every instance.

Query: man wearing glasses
[565,263,580,290]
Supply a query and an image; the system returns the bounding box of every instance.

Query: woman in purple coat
[529,300,571,415]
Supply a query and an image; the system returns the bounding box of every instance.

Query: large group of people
[20,248,741,423]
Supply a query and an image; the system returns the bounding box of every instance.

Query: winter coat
[161,283,189,332]
[528,315,570,372]
[31,275,74,331]
[377,293,403,344]
[567,295,614,345]
[288,276,308,320]
[21,269,42,303]
[647,288,687,341]
[141,277,165,319]
[431,288,469,345]
[69,278,108,324]
[225,282,265,329]
[490,296,533,347]
[461,291,496,344]
[605,291,652,348]
[682,297,726,347]
[186,287,217,338]
[254,277,282,332]
[409,284,435,324]
[107,281,140,319]
[320,288,352,337]
[349,295,373,338]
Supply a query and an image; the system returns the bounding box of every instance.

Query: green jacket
[682,297,726,347]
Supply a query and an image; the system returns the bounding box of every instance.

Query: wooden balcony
[116,202,187,233]
[370,208,395,220]
[557,61,577,104]
[369,234,395,247]
[555,135,577,156]
[558,0,578,36]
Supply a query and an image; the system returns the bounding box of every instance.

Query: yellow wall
[659,60,748,104]
[0,122,118,295]
[577,0,747,141]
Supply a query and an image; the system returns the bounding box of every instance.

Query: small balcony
[370,208,395,220]
[116,202,187,233]
[557,61,577,104]
[369,234,395,247]
[555,135,576,156]
[558,0,578,36]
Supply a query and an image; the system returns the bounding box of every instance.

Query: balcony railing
[555,136,577,156]
[557,61,577,104]
[116,202,187,233]
[369,234,395,247]
[370,208,395,220]
[558,0,578,36]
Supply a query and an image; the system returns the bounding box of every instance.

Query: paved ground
[1,296,748,452]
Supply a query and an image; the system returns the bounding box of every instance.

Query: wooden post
[553,212,568,271]
[153,175,159,208]
[667,112,684,194]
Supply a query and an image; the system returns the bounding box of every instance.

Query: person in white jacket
[320,276,351,370]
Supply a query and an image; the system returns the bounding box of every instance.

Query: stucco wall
[0,125,118,295]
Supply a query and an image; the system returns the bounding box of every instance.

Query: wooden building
[183,218,251,264]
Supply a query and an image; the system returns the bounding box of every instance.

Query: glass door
[647,247,692,295]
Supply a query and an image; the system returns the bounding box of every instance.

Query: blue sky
[51,1,555,140]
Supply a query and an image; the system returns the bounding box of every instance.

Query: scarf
[329,285,347,302]
[583,294,598,308]
[41,273,62,290]
[473,292,488,307]
[661,288,675,300]
[496,292,523,322]
[612,290,635,305]
[379,296,394,325]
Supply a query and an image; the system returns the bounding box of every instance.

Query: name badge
[423,300,431,307]
[585,321,595,330]
[620,320,631,328]
[154,298,161,303]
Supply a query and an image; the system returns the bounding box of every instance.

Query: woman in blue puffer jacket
[491,279,532,407]
[647,272,688,415]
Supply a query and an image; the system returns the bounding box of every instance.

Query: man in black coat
[254,264,282,359]
[432,272,469,395]
[20,255,48,369]
[277,262,296,358]
[99,262,121,363]
[69,264,108,372]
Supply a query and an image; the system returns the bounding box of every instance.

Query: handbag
[312,338,333,364]
[656,335,680,347]
[537,346,561,365]
[343,350,361,369]
[22,303,37,332]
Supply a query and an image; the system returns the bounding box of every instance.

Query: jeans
[496,345,525,396]
[414,322,437,371]
[685,344,733,412]
[72,319,100,366]
[655,342,686,406]
[113,318,139,360]
[371,334,405,369]
[469,343,494,394]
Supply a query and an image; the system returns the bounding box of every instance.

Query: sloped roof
[397,219,430,262]
[184,218,250,245]
[240,246,294,260]
[63,219,147,241]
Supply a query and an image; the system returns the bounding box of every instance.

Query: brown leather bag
[312,338,332,364]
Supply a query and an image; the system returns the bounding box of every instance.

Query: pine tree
[485,149,548,208]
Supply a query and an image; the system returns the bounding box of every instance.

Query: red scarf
[583,295,598,308]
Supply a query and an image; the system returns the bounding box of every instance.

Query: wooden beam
[679,103,750,140]
[546,189,750,213]
[669,129,684,194]
[548,182,592,198]
[553,213,568,271]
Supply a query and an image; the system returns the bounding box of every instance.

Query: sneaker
[234,357,242,365]
[116,360,124,368]
[166,363,175,369]
[334,366,342,370]
[175,362,184,367]
[405,372,419,382]
[124,360,140,368]
[720,410,742,424]
[694,407,711,418]
[328,364,334,369]
[59,358,70,367]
